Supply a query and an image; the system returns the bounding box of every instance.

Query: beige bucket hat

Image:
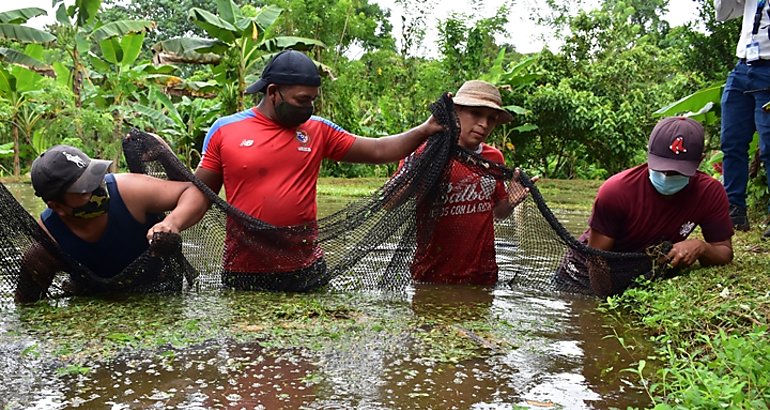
[452,80,514,124]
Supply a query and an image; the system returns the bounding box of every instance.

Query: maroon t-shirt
[584,163,733,250]
[555,163,734,294]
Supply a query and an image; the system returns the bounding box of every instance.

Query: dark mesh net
[0,94,672,304]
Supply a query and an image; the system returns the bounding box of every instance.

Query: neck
[460,142,482,152]
[256,98,277,122]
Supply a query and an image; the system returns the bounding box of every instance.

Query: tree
[269,0,394,61]
[101,0,218,45]
[437,7,510,82]
[0,8,56,176]
[508,0,704,178]
[152,0,324,112]
[51,0,156,107]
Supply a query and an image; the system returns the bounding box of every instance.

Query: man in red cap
[191,50,443,290]
[557,117,734,296]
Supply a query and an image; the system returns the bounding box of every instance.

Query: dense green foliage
[0,0,740,180]
[602,229,770,408]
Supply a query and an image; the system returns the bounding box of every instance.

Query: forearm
[15,245,59,303]
[493,199,514,220]
[698,241,733,266]
[369,124,435,164]
[161,186,210,232]
[344,119,440,164]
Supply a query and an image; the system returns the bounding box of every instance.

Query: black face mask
[273,90,314,128]
[71,185,110,219]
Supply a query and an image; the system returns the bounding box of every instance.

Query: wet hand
[507,168,539,208]
[666,240,704,268]
[146,220,180,243]
[422,114,445,136]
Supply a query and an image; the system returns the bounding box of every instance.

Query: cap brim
[453,97,514,124]
[648,154,698,177]
[66,159,112,194]
[245,79,268,94]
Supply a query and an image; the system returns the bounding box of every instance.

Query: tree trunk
[237,63,245,112]
[73,48,82,109]
[112,110,123,167]
[12,123,20,177]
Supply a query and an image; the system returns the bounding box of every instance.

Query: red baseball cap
[647,116,704,177]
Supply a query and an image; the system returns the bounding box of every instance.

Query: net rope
[0,93,671,304]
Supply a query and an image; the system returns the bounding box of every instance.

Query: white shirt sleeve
[715,0,745,21]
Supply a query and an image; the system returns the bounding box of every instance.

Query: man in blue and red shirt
[193,50,443,290]
[557,117,734,296]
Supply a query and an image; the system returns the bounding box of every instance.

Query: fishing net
[0,93,671,304]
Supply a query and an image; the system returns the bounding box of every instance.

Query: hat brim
[245,79,268,95]
[648,153,698,177]
[66,159,112,194]
[453,96,514,124]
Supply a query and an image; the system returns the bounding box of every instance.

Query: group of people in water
[17,42,754,302]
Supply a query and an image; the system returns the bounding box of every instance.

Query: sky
[5,0,701,57]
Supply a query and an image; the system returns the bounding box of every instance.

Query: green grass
[601,229,770,408]
[318,176,602,211]
[318,177,387,198]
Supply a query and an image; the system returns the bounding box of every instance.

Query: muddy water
[1,183,651,409]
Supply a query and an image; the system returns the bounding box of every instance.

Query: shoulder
[692,171,724,188]
[480,144,505,163]
[304,116,349,133]
[692,171,729,198]
[597,166,641,196]
[110,173,163,196]
[209,108,259,134]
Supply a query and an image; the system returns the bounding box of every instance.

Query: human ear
[48,200,68,216]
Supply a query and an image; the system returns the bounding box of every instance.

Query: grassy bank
[318,177,602,211]
[602,228,770,408]
[320,176,770,408]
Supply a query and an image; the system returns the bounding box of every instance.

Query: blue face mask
[648,169,690,195]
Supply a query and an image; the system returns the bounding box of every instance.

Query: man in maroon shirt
[557,117,734,296]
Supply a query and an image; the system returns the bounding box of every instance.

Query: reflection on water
[1,183,651,409]
[2,288,651,409]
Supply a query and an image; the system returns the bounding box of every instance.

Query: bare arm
[342,116,443,164]
[586,228,616,297]
[666,238,733,268]
[194,167,224,195]
[15,222,64,303]
[113,174,210,241]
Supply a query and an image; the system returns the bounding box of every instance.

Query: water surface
[1,182,651,409]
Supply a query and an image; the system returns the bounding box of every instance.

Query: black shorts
[222,258,330,292]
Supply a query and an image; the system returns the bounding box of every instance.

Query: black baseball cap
[245,50,321,94]
[647,116,705,177]
[31,145,112,202]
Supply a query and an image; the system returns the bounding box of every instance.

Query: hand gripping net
[0,94,670,304]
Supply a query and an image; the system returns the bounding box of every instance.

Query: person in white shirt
[716,0,770,236]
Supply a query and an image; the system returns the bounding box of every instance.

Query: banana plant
[152,0,324,112]
[87,30,185,163]
[0,7,56,72]
[132,88,222,168]
[481,49,542,152]
[0,5,54,177]
[52,0,156,107]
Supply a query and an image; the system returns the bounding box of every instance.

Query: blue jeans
[720,60,770,211]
